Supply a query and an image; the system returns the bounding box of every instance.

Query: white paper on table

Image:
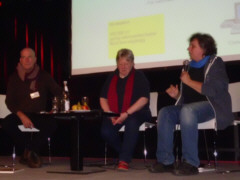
[18,125,40,132]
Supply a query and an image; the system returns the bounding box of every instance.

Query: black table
[40,110,119,171]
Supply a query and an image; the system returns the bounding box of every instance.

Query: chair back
[198,82,240,130]
[0,94,11,119]
[228,82,240,113]
[149,92,158,118]
[119,92,158,132]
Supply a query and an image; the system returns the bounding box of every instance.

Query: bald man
[2,48,63,168]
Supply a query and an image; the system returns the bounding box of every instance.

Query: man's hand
[17,111,34,128]
[180,71,203,94]
[180,71,191,85]
[166,84,180,99]
[112,112,128,125]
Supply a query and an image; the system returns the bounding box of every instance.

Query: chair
[0,94,11,122]
[0,94,16,169]
[0,94,11,131]
[208,82,240,162]
[176,81,240,169]
[103,92,158,165]
[0,94,52,164]
[118,92,158,162]
[223,82,240,160]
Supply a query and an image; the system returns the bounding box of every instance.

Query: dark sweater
[177,56,234,130]
[6,70,63,113]
[100,69,150,112]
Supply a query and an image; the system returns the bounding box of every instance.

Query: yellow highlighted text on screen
[108,14,165,59]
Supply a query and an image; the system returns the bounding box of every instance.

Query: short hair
[116,48,134,63]
[189,33,217,56]
[20,47,36,57]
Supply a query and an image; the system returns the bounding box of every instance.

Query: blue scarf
[190,55,210,68]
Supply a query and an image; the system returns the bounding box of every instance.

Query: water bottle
[62,81,70,112]
[52,96,59,113]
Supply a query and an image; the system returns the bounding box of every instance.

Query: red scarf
[107,68,135,113]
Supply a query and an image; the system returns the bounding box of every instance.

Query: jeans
[101,110,151,163]
[156,101,214,167]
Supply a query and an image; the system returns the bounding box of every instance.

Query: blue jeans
[101,110,151,163]
[156,101,214,167]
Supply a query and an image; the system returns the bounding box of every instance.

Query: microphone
[183,60,190,71]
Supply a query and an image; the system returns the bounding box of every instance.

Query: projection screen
[72,0,240,75]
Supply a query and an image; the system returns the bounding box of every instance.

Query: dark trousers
[101,110,151,163]
[1,113,57,155]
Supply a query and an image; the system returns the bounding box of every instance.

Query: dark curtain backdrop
[0,0,71,94]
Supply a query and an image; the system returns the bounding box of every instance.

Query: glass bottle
[52,96,59,113]
[62,81,70,112]
[81,96,89,110]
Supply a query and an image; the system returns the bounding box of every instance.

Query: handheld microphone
[183,60,190,71]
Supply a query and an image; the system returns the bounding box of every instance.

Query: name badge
[30,91,40,99]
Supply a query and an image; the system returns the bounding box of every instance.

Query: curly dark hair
[189,33,217,56]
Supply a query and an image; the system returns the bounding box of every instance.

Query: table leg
[70,117,83,171]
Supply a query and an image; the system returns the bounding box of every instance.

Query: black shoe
[27,151,42,168]
[173,160,199,176]
[148,162,174,173]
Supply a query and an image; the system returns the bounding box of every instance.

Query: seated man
[149,33,233,176]
[1,47,63,168]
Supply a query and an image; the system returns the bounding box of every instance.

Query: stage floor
[0,156,240,180]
